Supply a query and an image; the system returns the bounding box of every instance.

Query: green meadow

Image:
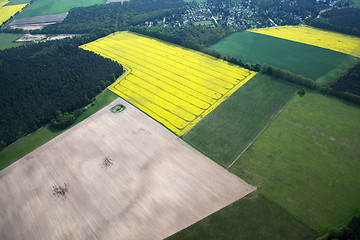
[17,0,106,18]
[167,191,317,240]
[0,33,22,50]
[231,91,360,233]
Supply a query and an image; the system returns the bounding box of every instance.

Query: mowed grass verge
[183,73,297,167]
[231,91,360,233]
[81,31,256,136]
[249,25,360,58]
[0,89,118,170]
[167,191,317,240]
[17,0,106,18]
[209,30,358,84]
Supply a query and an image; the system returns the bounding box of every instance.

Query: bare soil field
[0,98,255,240]
[106,0,129,3]
[10,12,67,29]
[15,33,78,42]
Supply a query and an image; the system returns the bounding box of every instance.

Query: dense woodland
[330,62,360,96]
[308,7,360,36]
[0,39,123,147]
[35,0,184,34]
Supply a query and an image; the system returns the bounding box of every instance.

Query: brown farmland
[0,98,255,240]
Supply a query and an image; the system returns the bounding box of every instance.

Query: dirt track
[0,98,255,240]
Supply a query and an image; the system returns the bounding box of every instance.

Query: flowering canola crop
[0,0,28,25]
[248,25,360,58]
[81,31,257,135]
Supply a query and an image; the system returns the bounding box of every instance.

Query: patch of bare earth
[0,98,255,240]
[106,0,129,3]
[10,12,68,30]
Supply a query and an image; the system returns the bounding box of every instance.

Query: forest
[0,38,123,147]
[34,0,184,34]
[330,62,360,96]
[308,7,360,36]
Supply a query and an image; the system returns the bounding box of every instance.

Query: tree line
[0,38,123,148]
[261,63,360,105]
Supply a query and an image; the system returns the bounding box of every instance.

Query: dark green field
[231,91,360,233]
[0,89,118,170]
[167,192,317,240]
[209,31,358,84]
[0,33,22,50]
[5,0,31,6]
[17,0,106,18]
[183,73,297,167]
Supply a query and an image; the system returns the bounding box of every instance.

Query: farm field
[0,33,22,50]
[231,91,360,233]
[81,31,257,136]
[183,73,298,167]
[0,0,28,24]
[209,30,358,84]
[248,25,360,58]
[167,192,317,240]
[10,12,68,30]
[0,89,118,171]
[4,0,30,6]
[17,0,106,19]
[0,98,255,240]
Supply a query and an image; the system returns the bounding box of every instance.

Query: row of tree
[261,64,360,105]
[0,37,123,147]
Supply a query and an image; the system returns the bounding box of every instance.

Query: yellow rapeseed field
[0,0,28,25]
[80,31,257,135]
[248,25,360,58]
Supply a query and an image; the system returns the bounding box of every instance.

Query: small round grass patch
[111,104,125,113]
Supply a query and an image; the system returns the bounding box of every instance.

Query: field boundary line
[228,91,297,169]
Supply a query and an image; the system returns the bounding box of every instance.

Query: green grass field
[5,0,31,6]
[209,31,358,84]
[17,0,106,18]
[352,0,360,8]
[183,73,297,167]
[231,91,360,233]
[167,191,317,240]
[0,89,118,170]
[0,33,22,50]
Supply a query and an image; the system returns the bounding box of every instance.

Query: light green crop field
[231,91,360,233]
[209,31,358,85]
[0,89,118,170]
[4,0,30,6]
[0,33,22,50]
[167,191,317,240]
[183,73,297,167]
[17,0,106,19]
[352,0,360,8]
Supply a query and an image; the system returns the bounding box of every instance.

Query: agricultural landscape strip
[0,98,255,240]
[209,30,358,84]
[184,73,298,167]
[248,25,360,58]
[16,0,106,19]
[231,91,360,233]
[81,31,257,135]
